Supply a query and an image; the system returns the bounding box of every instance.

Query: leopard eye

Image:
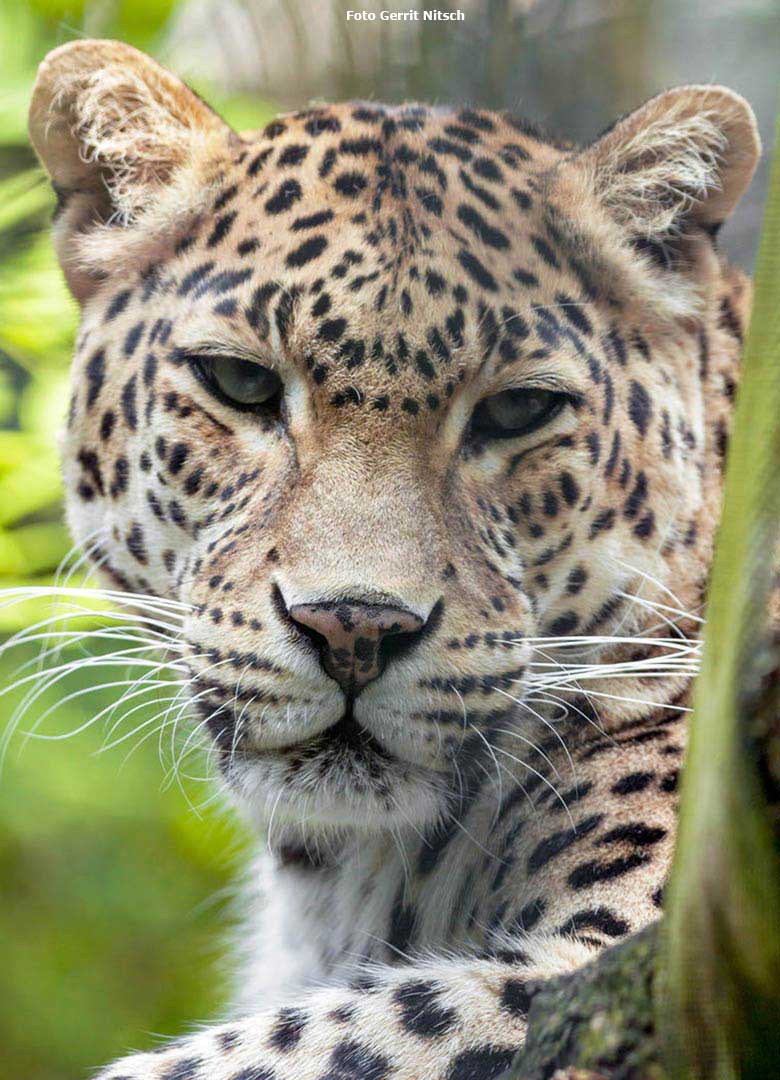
[192,355,282,410]
[470,387,566,441]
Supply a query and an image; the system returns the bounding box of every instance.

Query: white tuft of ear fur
[30,39,233,224]
[582,86,761,241]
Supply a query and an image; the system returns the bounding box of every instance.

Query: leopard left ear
[581,86,761,241]
[29,40,237,301]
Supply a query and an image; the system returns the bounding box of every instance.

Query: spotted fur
[28,40,761,1080]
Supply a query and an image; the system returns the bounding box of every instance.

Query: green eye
[193,355,282,410]
[470,388,566,441]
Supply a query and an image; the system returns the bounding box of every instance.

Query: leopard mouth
[243,701,394,766]
[284,705,392,762]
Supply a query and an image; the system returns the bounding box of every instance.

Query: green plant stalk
[658,116,780,1078]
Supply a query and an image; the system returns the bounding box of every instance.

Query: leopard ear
[581,86,760,242]
[29,40,236,300]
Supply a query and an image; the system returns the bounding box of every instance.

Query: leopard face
[30,42,759,835]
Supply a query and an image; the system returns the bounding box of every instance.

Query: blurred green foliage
[0,2,272,1076]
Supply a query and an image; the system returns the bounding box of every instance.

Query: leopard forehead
[98,103,592,414]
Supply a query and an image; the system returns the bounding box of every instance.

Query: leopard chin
[222,712,452,835]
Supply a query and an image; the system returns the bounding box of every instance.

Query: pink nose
[288,600,425,693]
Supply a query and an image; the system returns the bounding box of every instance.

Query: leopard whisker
[489,744,574,829]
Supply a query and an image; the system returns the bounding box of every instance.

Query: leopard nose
[288,599,426,694]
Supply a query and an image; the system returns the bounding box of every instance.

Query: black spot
[293,209,334,231]
[105,289,132,321]
[168,443,189,475]
[660,769,679,793]
[126,523,147,565]
[100,410,116,441]
[319,318,347,342]
[512,267,538,288]
[326,1040,390,1080]
[611,772,654,795]
[556,292,592,336]
[568,852,649,889]
[287,235,328,268]
[207,210,237,247]
[531,236,560,269]
[415,351,435,381]
[85,349,106,409]
[120,375,138,431]
[599,823,666,847]
[247,147,273,176]
[160,1058,203,1080]
[527,813,603,873]
[429,136,472,162]
[394,980,457,1037]
[267,1007,307,1051]
[457,250,498,292]
[178,262,216,296]
[562,906,629,938]
[457,204,509,249]
[265,179,302,214]
[278,143,309,167]
[415,187,443,216]
[628,380,652,436]
[500,978,531,1017]
[335,172,368,197]
[548,611,579,636]
[446,1047,517,1080]
[123,321,145,357]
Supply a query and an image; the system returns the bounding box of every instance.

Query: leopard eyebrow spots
[192,268,253,298]
[556,292,592,336]
[245,281,281,334]
[178,262,216,296]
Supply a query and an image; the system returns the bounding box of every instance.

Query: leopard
[27,39,760,1080]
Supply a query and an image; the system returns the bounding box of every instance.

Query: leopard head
[29,41,759,838]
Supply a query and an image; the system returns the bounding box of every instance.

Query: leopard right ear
[29,39,236,301]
